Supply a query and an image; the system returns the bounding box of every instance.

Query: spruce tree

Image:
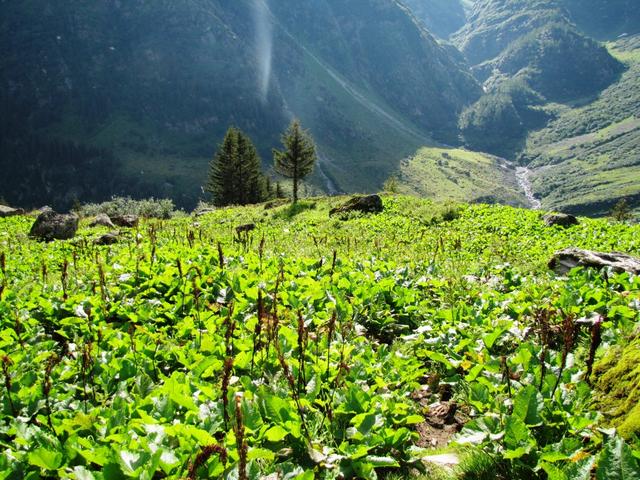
[273,120,316,203]
[206,127,239,206]
[206,127,268,206]
[237,131,264,204]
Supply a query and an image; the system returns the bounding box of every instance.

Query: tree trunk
[293,163,298,203]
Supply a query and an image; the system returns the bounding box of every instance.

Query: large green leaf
[264,425,289,442]
[504,416,534,459]
[596,437,640,480]
[27,447,63,470]
[513,385,543,426]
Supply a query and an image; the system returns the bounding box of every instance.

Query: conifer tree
[237,131,264,204]
[206,127,239,206]
[273,120,316,203]
[206,127,268,206]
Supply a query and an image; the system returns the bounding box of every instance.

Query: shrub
[79,196,177,219]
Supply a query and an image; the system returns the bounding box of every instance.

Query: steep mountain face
[1,1,288,208]
[522,34,640,215]
[562,0,640,40]
[0,0,480,209]
[399,0,467,39]
[453,0,624,158]
[476,23,622,102]
[452,0,565,65]
[269,0,480,139]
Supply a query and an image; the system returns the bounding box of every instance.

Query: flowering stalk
[187,444,227,480]
[2,356,16,416]
[537,308,550,391]
[221,357,234,430]
[43,353,62,434]
[218,242,225,270]
[234,394,248,480]
[586,315,604,383]
[250,290,264,373]
[551,312,576,398]
[297,310,307,392]
[0,252,5,300]
[61,259,69,301]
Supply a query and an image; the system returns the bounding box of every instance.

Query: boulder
[549,248,640,275]
[29,211,79,241]
[89,213,115,228]
[194,206,216,217]
[329,195,384,216]
[94,232,120,246]
[263,198,288,210]
[543,213,579,227]
[0,205,24,218]
[111,214,139,228]
[235,223,256,235]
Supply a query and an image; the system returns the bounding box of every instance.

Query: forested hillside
[0,0,479,209]
[1,0,639,216]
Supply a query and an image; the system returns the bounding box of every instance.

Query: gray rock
[29,211,79,241]
[543,213,579,227]
[263,199,288,210]
[235,223,256,234]
[94,231,120,245]
[329,195,384,216]
[89,213,115,228]
[0,205,24,218]
[111,214,139,228]
[549,248,640,275]
[195,208,216,217]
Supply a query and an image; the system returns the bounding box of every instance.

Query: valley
[1,2,640,477]
[1,0,639,213]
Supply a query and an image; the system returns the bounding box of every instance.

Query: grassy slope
[1,195,639,478]
[394,147,527,206]
[523,34,640,215]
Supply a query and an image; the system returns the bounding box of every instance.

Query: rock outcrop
[543,213,579,227]
[111,214,139,228]
[329,195,384,216]
[235,223,256,235]
[94,232,120,245]
[29,211,79,241]
[0,205,24,218]
[89,213,116,228]
[549,248,640,275]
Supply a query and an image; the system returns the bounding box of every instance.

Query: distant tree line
[206,119,317,206]
[0,134,122,210]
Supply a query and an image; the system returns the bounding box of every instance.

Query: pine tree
[206,127,239,206]
[273,120,316,203]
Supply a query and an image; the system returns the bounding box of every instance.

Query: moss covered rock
[592,335,640,439]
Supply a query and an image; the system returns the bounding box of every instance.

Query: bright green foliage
[206,128,268,206]
[0,195,639,479]
[273,120,317,203]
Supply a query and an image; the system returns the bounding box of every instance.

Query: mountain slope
[453,0,624,159]
[0,0,481,209]
[399,0,467,39]
[522,34,640,215]
[562,0,640,40]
